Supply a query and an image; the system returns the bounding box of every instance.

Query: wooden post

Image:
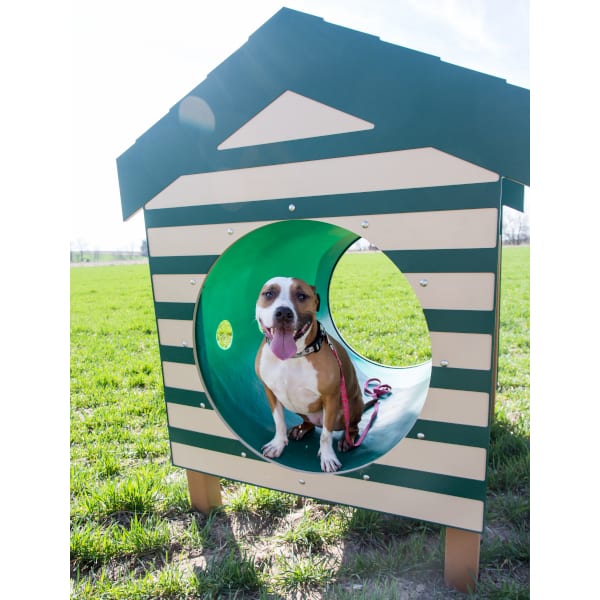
[444,527,481,593]
[186,470,223,514]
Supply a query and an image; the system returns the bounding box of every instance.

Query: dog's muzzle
[261,306,312,360]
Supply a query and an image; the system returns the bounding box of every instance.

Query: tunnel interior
[194,219,432,474]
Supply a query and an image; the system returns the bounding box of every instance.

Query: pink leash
[324,335,390,448]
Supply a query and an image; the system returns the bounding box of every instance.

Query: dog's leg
[261,388,288,459]
[288,417,316,441]
[338,423,359,453]
[318,403,342,472]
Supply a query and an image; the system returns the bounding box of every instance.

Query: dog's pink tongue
[270,329,297,360]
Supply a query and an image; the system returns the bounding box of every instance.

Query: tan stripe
[162,361,203,392]
[317,208,497,251]
[404,273,495,310]
[145,148,498,210]
[377,438,487,480]
[148,222,272,257]
[166,403,232,437]
[147,209,497,258]
[166,404,484,479]
[152,274,206,302]
[157,319,194,348]
[420,388,489,427]
[430,332,492,371]
[171,442,484,531]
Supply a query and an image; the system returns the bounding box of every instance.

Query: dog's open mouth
[262,320,311,341]
[261,319,312,360]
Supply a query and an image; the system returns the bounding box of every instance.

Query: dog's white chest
[259,348,320,415]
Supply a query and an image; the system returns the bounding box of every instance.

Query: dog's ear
[312,286,320,312]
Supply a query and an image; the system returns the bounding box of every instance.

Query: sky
[71,0,529,251]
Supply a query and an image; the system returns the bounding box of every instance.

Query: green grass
[71,247,529,598]
[329,252,432,366]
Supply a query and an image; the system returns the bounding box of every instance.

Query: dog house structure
[117,8,529,591]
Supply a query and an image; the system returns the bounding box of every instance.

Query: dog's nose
[274,306,294,323]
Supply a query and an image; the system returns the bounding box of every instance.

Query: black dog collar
[294,321,325,357]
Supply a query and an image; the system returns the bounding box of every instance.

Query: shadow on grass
[487,416,530,495]
[328,415,530,598]
[182,507,274,599]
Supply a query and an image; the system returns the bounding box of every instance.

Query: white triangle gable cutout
[218,90,374,150]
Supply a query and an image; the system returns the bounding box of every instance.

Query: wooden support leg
[186,470,222,514]
[444,527,481,593]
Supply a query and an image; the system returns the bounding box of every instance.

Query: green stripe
[430,367,492,393]
[501,178,524,212]
[169,426,255,459]
[149,255,217,275]
[154,302,195,320]
[143,183,500,228]
[160,346,196,364]
[169,429,485,502]
[345,463,486,502]
[407,420,490,448]
[149,248,499,276]
[424,310,495,334]
[387,247,498,273]
[165,387,210,408]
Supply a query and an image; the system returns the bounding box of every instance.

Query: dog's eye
[297,292,307,301]
[263,290,274,299]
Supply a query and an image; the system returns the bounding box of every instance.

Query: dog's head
[256,277,320,360]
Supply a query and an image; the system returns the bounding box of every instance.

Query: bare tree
[502,207,530,245]
[71,238,88,262]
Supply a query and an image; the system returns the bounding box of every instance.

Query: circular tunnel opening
[194,220,432,474]
[329,243,432,368]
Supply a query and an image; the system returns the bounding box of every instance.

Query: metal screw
[241,452,247,458]
[363,474,370,481]
[190,279,197,285]
[199,403,205,409]
[288,203,296,212]
[361,220,369,229]
[419,279,428,287]
[298,479,306,485]
[417,433,425,439]
[440,360,449,367]
[227,227,234,235]
[182,340,188,347]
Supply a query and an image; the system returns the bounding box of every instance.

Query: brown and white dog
[255,276,366,472]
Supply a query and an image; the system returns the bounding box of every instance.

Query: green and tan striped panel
[144,149,501,534]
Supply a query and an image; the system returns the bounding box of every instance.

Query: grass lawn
[71,246,529,599]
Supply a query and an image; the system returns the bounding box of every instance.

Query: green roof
[117,7,529,220]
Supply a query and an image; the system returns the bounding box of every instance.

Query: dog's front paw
[318,447,342,472]
[262,437,287,458]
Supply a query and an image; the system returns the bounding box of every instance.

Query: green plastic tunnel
[194,220,431,474]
